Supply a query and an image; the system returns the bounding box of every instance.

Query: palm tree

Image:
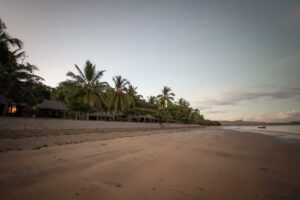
[0,18,25,97]
[0,18,23,66]
[0,18,45,115]
[66,60,106,119]
[110,75,130,114]
[178,98,190,109]
[147,96,158,109]
[190,108,204,124]
[0,62,44,116]
[157,86,175,109]
[126,84,143,108]
[170,98,190,122]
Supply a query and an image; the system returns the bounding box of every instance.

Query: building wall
[0,117,200,130]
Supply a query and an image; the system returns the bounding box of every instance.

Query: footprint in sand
[259,167,269,172]
[195,186,205,191]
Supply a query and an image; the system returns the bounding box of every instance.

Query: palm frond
[74,64,85,81]
[91,70,105,83]
[7,38,23,49]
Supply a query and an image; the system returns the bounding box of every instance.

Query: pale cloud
[196,87,300,109]
[204,110,227,114]
[196,87,300,122]
[223,110,300,122]
[196,105,213,110]
[223,90,294,101]
[198,98,236,106]
[275,109,300,122]
[271,53,300,68]
[244,113,272,122]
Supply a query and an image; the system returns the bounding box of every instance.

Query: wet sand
[0,127,300,200]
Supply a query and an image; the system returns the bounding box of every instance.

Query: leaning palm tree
[66,60,106,119]
[0,18,23,66]
[0,18,23,48]
[157,86,175,109]
[110,75,130,114]
[0,19,45,116]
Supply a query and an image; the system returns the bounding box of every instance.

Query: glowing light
[8,105,17,114]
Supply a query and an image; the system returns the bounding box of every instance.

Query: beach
[0,127,300,200]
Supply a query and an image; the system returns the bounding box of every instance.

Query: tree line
[0,18,220,125]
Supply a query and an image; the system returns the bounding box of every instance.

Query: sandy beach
[0,127,300,200]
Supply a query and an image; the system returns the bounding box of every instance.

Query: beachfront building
[88,112,158,123]
[130,114,157,123]
[89,112,114,121]
[0,95,27,117]
[36,100,66,118]
[0,96,66,118]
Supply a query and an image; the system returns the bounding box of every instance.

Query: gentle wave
[223,125,300,140]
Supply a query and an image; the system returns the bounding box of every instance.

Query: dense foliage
[0,18,49,115]
[52,62,220,125]
[0,18,220,125]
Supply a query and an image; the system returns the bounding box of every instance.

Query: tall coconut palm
[157,86,175,108]
[66,60,106,116]
[0,18,45,115]
[190,108,204,124]
[110,75,130,113]
[0,18,23,66]
[0,18,26,96]
[171,98,190,122]
[147,96,158,109]
[178,98,190,110]
[126,84,143,108]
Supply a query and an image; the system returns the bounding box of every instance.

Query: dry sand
[0,127,300,200]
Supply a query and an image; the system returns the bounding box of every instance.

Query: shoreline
[0,127,299,199]
[222,125,300,141]
[0,127,204,153]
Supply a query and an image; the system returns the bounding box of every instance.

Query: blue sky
[1,0,300,121]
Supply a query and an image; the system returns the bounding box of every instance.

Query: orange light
[8,105,17,114]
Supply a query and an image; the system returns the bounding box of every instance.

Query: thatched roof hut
[36,100,66,118]
[130,114,156,122]
[89,112,114,120]
[36,100,66,110]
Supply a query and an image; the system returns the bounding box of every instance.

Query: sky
[1,0,300,122]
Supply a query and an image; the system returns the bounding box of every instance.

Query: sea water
[223,125,300,140]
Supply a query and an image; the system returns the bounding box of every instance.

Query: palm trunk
[86,112,89,120]
[2,102,8,116]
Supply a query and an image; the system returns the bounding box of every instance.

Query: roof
[0,95,7,104]
[37,100,66,110]
[131,114,155,119]
[0,95,21,105]
[133,107,157,114]
[89,112,113,118]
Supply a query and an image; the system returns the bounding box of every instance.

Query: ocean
[223,125,300,140]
